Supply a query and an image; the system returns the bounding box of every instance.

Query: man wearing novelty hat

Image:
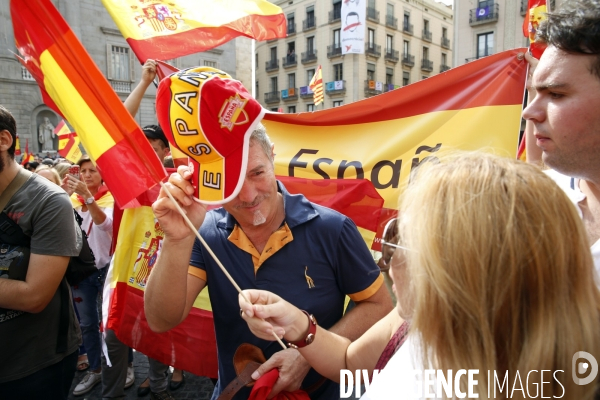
[146,67,392,399]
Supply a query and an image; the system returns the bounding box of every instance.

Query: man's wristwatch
[85,197,95,205]
[287,310,317,349]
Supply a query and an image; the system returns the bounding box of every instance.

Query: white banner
[341,0,366,54]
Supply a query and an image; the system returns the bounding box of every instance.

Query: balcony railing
[469,3,500,25]
[421,59,433,72]
[329,9,341,23]
[365,43,381,58]
[401,53,415,67]
[440,64,451,72]
[327,45,342,58]
[282,88,298,101]
[385,15,398,29]
[422,29,432,42]
[264,91,280,103]
[282,54,297,68]
[364,80,383,97]
[384,48,399,62]
[325,80,346,95]
[265,59,279,72]
[299,86,314,99]
[303,17,316,31]
[441,37,451,49]
[22,66,35,81]
[301,50,318,64]
[403,22,413,35]
[287,23,296,36]
[366,7,380,22]
[110,80,131,93]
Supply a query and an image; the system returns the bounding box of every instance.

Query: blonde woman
[34,165,61,186]
[239,153,600,399]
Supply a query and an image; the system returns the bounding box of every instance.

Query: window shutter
[106,44,113,79]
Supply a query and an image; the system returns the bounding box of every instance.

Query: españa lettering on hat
[156,66,265,204]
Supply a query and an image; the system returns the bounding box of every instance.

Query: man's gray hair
[250,123,273,164]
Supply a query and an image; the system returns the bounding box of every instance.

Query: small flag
[309,65,324,106]
[14,134,21,156]
[21,138,34,165]
[54,120,83,163]
[522,0,548,59]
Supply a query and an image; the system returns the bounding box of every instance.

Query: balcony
[264,91,280,104]
[282,54,297,68]
[440,64,451,72]
[422,29,432,42]
[364,80,383,97]
[421,59,433,72]
[366,7,380,23]
[365,43,381,58]
[22,66,35,81]
[110,80,131,93]
[327,44,342,58]
[385,15,398,29]
[384,83,399,92]
[325,80,346,95]
[403,23,413,35]
[265,59,279,72]
[520,0,527,15]
[282,88,298,101]
[287,23,296,36]
[401,53,415,67]
[299,86,314,99]
[384,48,399,62]
[469,3,499,26]
[441,37,451,49]
[301,50,318,64]
[329,8,341,23]
[303,17,316,31]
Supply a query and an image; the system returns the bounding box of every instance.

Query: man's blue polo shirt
[189,181,383,400]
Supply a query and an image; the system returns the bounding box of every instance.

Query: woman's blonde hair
[35,165,61,186]
[398,152,600,399]
[54,162,72,179]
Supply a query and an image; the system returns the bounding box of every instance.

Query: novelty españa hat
[156,67,265,204]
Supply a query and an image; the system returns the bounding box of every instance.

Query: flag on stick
[54,120,82,163]
[11,0,166,208]
[14,134,20,156]
[20,139,33,165]
[522,0,548,59]
[309,65,324,106]
[102,0,287,62]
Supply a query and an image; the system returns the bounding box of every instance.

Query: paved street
[68,350,215,399]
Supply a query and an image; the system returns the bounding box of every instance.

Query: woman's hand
[64,174,91,198]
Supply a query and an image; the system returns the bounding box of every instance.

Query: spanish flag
[54,120,83,163]
[309,65,324,106]
[262,49,527,249]
[102,0,287,63]
[14,134,21,156]
[20,139,34,165]
[522,0,548,59]
[11,0,166,208]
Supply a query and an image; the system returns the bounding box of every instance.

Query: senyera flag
[102,0,286,62]
[522,0,548,59]
[309,65,324,106]
[11,0,166,208]
[54,120,83,163]
[103,172,218,378]
[262,49,527,249]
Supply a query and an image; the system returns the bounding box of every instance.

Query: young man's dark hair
[0,105,17,158]
[536,0,600,79]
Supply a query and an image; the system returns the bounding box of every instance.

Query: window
[270,47,277,61]
[477,32,494,58]
[307,36,315,53]
[386,67,394,85]
[288,106,296,113]
[422,75,429,80]
[368,29,375,47]
[204,60,217,68]
[287,42,296,55]
[423,46,429,60]
[333,0,342,16]
[288,12,295,27]
[306,5,315,26]
[109,45,132,81]
[270,107,279,112]
[403,40,409,54]
[367,63,376,81]
[403,12,410,28]
[423,19,429,32]
[255,53,258,67]
[403,71,410,86]
[288,73,296,88]
[333,100,343,107]
[270,76,278,92]
[387,3,394,16]
[334,63,343,81]
[307,104,315,112]
[442,27,448,39]
[255,80,259,98]
[386,35,393,50]
[442,53,447,65]
[307,69,315,85]
[333,29,341,48]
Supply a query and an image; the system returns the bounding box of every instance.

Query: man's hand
[141,59,157,85]
[251,349,312,399]
[152,166,207,241]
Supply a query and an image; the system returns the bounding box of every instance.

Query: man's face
[523,46,600,179]
[223,142,278,228]
[149,138,169,162]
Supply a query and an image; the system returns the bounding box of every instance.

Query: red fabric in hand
[248,369,311,400]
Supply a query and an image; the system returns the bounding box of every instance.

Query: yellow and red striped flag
[262,49,527,249]
[522,0,548,59]
[53,120,83,163]
[102,0,287,63]
[309,65,324,106]
[14,134,20,156]
[11,0,166,208]
[20,139,34,165]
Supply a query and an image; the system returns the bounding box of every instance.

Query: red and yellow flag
[309,65,324,106]
[14,134,21,156]
[102,0,287,63]
[11,0,166,208]
[522,0,548,59]
[20,138,34,165]
[54,120,83,163]
[262,49,527,249]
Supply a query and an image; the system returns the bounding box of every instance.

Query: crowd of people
[1,0,600,399]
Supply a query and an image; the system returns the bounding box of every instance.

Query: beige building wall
[255,0,453,112]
